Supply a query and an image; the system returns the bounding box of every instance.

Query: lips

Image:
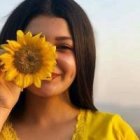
[51,73,61,79]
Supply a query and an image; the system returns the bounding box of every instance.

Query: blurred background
[0,0,140,135]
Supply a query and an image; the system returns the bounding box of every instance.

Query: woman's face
[25,15,76,97]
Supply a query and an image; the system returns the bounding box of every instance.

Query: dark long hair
[0,0,97,119]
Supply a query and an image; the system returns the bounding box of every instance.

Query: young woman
[0,0,139,139]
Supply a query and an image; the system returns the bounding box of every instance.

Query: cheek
[57,52,76,77]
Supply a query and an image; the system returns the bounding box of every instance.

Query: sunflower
[0,30,57,88]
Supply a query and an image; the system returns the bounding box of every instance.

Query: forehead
[26,15,72,38]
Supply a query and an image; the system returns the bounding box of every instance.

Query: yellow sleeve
[112,115,139,140]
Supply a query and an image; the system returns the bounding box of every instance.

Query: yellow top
[0,110,139,140]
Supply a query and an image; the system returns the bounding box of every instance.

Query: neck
[22,92,79,126]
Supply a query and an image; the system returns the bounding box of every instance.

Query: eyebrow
[55,36,72,41]
[32,33,72,41]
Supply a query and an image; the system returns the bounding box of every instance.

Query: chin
[26,85,62,98]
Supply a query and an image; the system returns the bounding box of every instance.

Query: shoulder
[81,110,139,140]
[85,110,123,126]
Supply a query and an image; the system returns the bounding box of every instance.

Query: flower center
[13,46,43,74]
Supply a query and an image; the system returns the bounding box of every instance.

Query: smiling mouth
[51,73,61,79]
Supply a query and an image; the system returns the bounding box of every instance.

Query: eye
[56,45,73,52]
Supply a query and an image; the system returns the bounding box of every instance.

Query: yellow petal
[15,74,24,88]
[34,76,41,88]
[17,30,26,45]
[6,40,21,51]
[33,33,42,39]
[0,53,13,61]
[23,75,33,87]
[40,36,46,43]
[44,73,52,80]
[5,68,18,81]
[26,31,32,38]
[1,45,14,55]
[17,30,24,37]
[24,32,32,45]
[32,33,42,45]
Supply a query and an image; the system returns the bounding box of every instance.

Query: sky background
[0,0,140,134]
